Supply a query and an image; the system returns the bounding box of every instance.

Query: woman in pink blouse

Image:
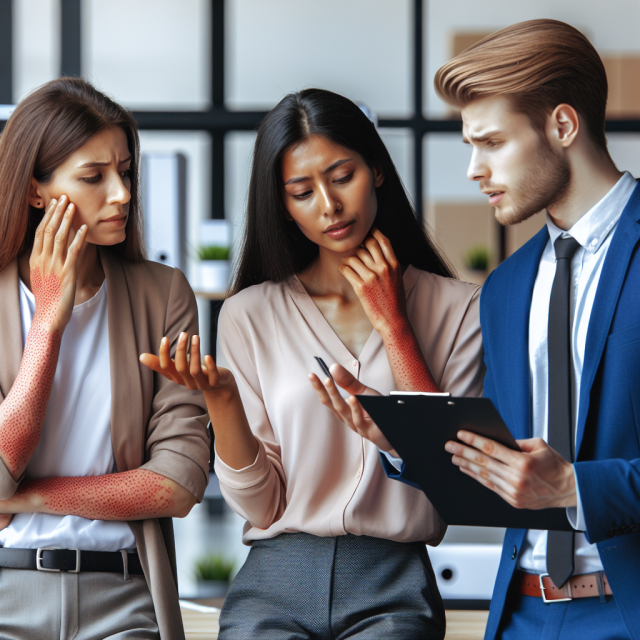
[143,89,484,639]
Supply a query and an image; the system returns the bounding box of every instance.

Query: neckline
[287,265,421,362]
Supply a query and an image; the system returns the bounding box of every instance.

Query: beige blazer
[0,247,210,640]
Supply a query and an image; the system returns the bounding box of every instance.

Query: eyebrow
[284,158,353,185]
[462,130,502,144]
[78,155,132,169]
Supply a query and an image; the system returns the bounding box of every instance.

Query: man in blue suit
[312,18,640,640]
[431,19,640,640]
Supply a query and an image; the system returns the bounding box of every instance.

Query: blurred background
[1,0,639,607]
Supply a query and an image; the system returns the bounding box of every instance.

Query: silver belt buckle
[36,548,81,573]
[539,573,572,603]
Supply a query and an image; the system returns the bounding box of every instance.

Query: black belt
[0,548,143,576]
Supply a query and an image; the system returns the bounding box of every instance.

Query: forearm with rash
[0,273,62,475]
[362,282,441,393]
[17,470,174,520]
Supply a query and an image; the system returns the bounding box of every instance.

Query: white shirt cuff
[566,465,587,532]
[379,449,404,472]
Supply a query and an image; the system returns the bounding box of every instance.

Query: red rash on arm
[361,281,441,393]
[16,469,175,520]
[0,272,63,477]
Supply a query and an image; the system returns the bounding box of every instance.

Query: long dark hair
[230,88,454,294]
[0,77,145,273]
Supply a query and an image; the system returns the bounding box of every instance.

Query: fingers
[204,355,220,387]
[42,196,69,257]
[189,335,217,389]
[347,395,369,432]
[143,335,220,390]
[346,395,396,453]
[362,235,386,266]
[330,363,369,395]
[63,224,88,275]
[32,198,58,256]
[338,265,365,292]
[158,336,173,370]
[139,350,182,385]
[174,333,197,390]
[371,228,399,267]
[53,202,77,263]
[309,373,357,429]
[455,430,518,465]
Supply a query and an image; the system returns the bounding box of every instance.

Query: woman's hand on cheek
[339,228,408,337]
[140,333,235,394]
[29,195,87,334]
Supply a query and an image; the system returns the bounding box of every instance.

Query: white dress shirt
[517,171,637,576]
[0,279,136,551]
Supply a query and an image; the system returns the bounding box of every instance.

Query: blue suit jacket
[481,182,640,639]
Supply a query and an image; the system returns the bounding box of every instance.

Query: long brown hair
[434,20,609,151]
[0,77,145,273]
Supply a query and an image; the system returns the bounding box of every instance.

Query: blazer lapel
[0,260,24,399]
[576,183,640,454]
[99,248,145,472]
[505,227,549,440]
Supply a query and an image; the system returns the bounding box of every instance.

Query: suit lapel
[99,247,145,472]
[505,227,549,440]
[576,184,640,454]
[0,260,24,399]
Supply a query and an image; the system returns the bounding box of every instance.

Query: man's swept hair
[434,19,608,151]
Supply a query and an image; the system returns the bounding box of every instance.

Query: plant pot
[195,579,230,598]
[199,260,229,291]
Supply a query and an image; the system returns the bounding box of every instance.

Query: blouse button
[352,360,358,367]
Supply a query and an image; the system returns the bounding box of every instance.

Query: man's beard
[495,139,571,226]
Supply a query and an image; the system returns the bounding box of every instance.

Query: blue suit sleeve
[378,452,422,490]
[574,459,640,543]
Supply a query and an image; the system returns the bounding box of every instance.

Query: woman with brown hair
[0,78,210,639]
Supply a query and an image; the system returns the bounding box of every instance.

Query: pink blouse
[214,266,485,545]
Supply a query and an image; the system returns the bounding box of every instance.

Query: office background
[1,0,639,603]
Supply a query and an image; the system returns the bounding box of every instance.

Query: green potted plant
[194,553,235,598]
[464,245,491,272]
[198,244,231,291]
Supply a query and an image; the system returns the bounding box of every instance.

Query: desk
[180,603,489,639]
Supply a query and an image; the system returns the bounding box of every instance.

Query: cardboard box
[602,55,640,118]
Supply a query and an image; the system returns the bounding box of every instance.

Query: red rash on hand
[361,281,440,393]
[20,470,174,520]
[0,272,63,473]
[31,270,64,329]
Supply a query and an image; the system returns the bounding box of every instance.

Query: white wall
[226,0,412,116]
[13,0,60,101]
[83,0,210,109]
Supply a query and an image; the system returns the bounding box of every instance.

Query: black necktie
[546,235,581,588]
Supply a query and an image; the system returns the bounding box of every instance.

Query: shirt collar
[545,171,637,254]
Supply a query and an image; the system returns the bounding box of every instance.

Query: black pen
[314,356,333,380]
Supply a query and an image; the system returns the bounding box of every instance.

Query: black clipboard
[358,395,572,531]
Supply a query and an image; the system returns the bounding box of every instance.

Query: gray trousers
[219,532,446,640]
[0,568,159,640]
